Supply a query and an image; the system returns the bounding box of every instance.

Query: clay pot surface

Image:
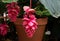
[14,17,48,41]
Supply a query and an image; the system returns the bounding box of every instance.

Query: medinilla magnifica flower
[6,2,20,22]
[23,6,38,38]
[0,23,8,36]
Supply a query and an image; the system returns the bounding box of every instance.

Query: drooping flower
[6,2,20,22]
[23,6,38,38]
[0,23,8,36]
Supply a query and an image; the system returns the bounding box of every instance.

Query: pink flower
[23,6,30,12]
[0,23,8,36]
[23,6,38,38]
[28,22,34,26]
[23,21,28,26]
[28,9,35,14]
[6,2,20,22]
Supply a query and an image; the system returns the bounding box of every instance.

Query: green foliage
[35,1,51,17]
[36,10,51,17]
[2,0,17,3]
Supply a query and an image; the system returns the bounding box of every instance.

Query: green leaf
[2,0,18,3]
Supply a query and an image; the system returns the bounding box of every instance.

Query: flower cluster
[23,6,38,38]
[0,23,8,36]
[6,2,20,22]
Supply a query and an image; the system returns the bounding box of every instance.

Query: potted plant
[0,0,51,41]
[14,1,51,41]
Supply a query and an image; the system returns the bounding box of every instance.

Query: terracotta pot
[14,17,48,41]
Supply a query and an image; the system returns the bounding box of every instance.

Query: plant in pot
[14,1,51,41]
[0,0,51,41]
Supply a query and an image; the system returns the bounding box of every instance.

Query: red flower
[6,2,20,22]
[0,23,8,36]
[23,6,38,38]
